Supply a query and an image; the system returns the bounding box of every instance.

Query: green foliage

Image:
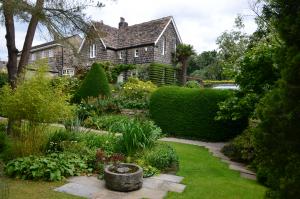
[5,152,91,181]
[111,64,136,83]
[222,121,258,164]
[0,67,74,123]
[0,72,8,88]
[143,143,178,171]
[149,63,176,86]
[135,159,159,178]
[0,131,7,154]
[76,63,110,102]
[116,77,157,109]
[83,114,132,131]
[185,80,201,88]
[118,119,162,156]
[150,87,247,141]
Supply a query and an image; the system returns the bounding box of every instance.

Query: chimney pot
[119,17,128,29]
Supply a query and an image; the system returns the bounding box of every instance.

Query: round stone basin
[104,163,143,192]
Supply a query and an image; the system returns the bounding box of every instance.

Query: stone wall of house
[154,23,179,65]
[123,45,155,64]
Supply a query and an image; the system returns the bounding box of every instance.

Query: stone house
[18,35,82,77]
[0,61,7,73]
[78,16,182,68]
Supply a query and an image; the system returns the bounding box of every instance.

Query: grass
[0,177,83,199]
[165,142,266,199]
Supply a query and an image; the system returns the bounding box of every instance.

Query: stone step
[229,164,256,175]
[240,172,257,180]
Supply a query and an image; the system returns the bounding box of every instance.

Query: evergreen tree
[76,63,110,102]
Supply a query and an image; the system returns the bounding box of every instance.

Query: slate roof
[92,16,173,49]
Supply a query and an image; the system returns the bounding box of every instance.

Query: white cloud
[0,0,257,60]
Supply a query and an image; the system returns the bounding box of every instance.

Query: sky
[0,0,257,61]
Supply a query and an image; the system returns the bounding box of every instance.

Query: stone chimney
[119,17,128,29]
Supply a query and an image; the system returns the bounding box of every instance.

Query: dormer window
[118,51,123,59]
[134,49,139,57]
[89,44,96,58]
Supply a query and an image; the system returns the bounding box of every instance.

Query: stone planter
[104,163,143,192]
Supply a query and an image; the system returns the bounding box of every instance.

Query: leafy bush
[185,80,201,88]
[83,114,131,131]
[0,66,74,123]
[222,121,258,163]
[143,143,178,170]
[5,152,91,181]
[118,119,162,155]
[115,77,157,109]
[46,130,81,153]
[75,63,110,102]
[150,87,247,141]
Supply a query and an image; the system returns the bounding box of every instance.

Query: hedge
[149,87,247,141]
[149,63,176,86]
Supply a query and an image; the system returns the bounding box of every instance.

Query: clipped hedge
[149,87,247,141]
[149,63,176,86]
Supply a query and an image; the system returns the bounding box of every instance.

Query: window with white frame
[49,49,54,57]
[31,53,36,61]
[162,36,167,55]
[89,43,96,58]
[62,68,75,76]
[118,51,123,59]
[144,47,148,52]
[134,49,139,57]
[41,51,47,58]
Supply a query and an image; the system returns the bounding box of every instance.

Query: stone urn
[104,163,143,192]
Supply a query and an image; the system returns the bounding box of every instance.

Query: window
[31,53,36,61]
[62,68,75,76]
[118,51,123,59]
[49,49,54,57]
[89,44,96,58]
[162,36,166,55]
[41,51,47,58]
[144,47,148,52]
[134,49,139,57]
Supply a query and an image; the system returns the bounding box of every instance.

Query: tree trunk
[181,59,188,85]
[3,1,18,89]
[18,0,45,80]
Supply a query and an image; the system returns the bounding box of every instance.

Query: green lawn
[0,142,266,199]
[0,177,83,199]
[165,142,266,199]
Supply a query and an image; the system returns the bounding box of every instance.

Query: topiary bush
[76,63,110,102]
[143,143,178,171]
[149,86,247,141]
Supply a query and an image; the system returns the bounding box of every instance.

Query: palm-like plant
[175,44,196,85]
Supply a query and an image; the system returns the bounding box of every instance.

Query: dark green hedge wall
[149,87,247,141]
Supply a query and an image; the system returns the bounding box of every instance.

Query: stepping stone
[143,177,186,193]
[151,174,184,183]
[229,164,256,175]
[240,172,257,180]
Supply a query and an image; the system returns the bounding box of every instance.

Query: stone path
[160,137,256,180]
[55,174,186,199]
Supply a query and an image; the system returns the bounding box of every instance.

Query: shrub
[116,77,157,109]
[5,152,91,181]
[46,130,81,153]
[118,119,162,155]
[76,63,110,102]
[185,80,201,88]
[83,114,131,131]
[143,143,178,171]
[149,87,247,141]
[222,121,257,163]
[149,63,176,86]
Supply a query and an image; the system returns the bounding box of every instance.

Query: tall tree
[216,15,249,79]
[253,0,300,198]
[175,44,195,85]
[0,0,102,88]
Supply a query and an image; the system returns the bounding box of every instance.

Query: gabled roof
[81,16,182,51]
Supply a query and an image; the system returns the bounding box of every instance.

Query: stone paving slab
[55,174,186,199]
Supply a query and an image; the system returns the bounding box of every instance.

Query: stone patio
[55,174,186,199]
